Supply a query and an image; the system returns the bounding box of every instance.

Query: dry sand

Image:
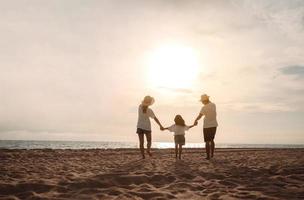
[0,148,303,200]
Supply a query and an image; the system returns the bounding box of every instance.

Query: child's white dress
[167,125,190,145]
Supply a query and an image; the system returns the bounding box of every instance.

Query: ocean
[0,140,303,149]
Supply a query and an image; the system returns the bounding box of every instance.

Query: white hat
[142,96,155,106]
[200,94,210,102]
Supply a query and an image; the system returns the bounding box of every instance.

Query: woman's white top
[137,104,155,131]
[200,102,218,128]
[168,125,190,136]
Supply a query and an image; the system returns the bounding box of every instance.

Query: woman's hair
[142,105,148,113]
[174,115,185,126]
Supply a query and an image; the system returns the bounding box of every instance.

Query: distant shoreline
[1,148,304,151]
[1,139,303,145]
[0,140,303,150]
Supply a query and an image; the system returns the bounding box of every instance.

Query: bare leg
[178,144,183,160]
[205,142,210,160]
[175,144,178,158]
[146,133,152,156]
[138,134,145,159]
[211,140,215,158]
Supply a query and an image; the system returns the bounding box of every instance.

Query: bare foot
[147,151,152,157]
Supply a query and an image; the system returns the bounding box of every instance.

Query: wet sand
[0,148,304,199]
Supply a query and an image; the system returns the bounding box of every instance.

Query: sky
[0,0,304,144]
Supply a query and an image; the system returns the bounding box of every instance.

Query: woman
[136,96,163,159]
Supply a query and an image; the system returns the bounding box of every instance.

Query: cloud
[0,0,304,144]
[280,65,304,78]
[219,101,295,113]
[158,87,193,94]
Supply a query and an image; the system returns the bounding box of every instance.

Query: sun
[146,44,200,89]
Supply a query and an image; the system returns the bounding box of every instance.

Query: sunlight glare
[146,44,200,89]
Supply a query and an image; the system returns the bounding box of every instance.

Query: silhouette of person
[136,96,163,159]
[161,115,197,159]
[194,94,218,160]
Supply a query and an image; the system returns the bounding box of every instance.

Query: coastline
[1,139,303,150]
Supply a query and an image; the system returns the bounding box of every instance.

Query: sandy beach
[0,148,303,200]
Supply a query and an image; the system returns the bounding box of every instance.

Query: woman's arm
[153,117,163,129]
[160,127,169,131]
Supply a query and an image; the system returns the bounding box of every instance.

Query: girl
[161,115,197,159]
[136,96,163,159]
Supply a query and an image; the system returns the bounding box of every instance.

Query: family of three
[136,94,218,160]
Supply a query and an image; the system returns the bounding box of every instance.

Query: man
[194,94,218,160]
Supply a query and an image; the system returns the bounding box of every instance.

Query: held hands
[193,121,198,126]
[160,125,165,131]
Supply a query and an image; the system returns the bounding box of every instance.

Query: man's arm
[194,113,203,124]
[188,122,198,129]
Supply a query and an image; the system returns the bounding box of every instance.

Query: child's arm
[160,127,170,131]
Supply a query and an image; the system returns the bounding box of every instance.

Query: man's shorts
[203,127,217,142]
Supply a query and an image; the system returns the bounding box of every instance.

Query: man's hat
[200,94,210,102]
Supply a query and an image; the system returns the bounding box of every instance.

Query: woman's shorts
[203,127,217,142]
[136,128,152,135]
[174,135,185,145]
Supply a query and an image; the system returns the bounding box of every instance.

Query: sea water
[0,140,303,149]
